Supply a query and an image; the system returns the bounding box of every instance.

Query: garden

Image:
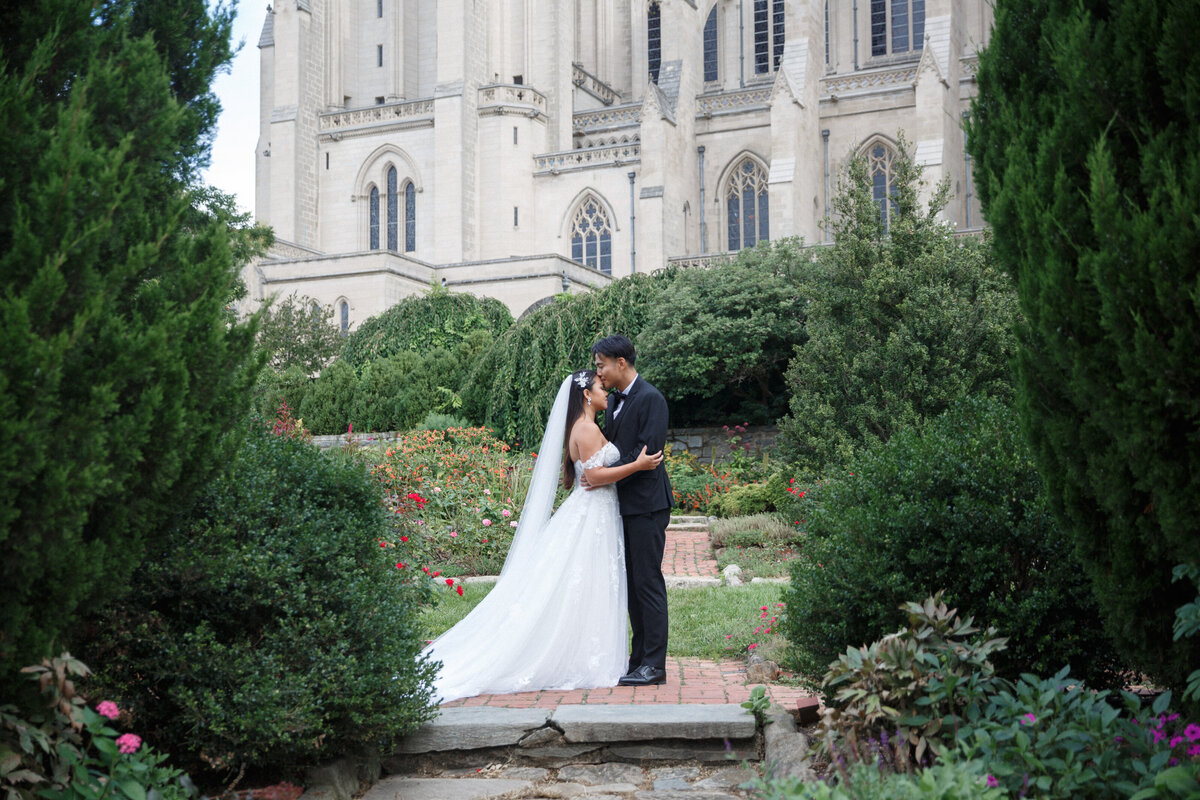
[3,0,1200,798]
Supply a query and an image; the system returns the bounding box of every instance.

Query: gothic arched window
[570,197,613,274]
[703,6,718,82]
[871,0,924,57]
[386,166,398,251]
[726,158,769,251]
[404,181,416,252]
[867,142,898,228]
[648,2,661,83]
[753,0,785,74]
[339,300,349,334]
[369,186,380,250]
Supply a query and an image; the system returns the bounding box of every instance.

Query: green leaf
[116,779,148,800]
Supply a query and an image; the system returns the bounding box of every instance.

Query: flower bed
[369,427,535,576]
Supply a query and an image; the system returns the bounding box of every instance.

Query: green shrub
[253,364,312,418]
[301,358,358,434]
[708,482,773,518]
[952,672,1189,800]
[753,760,1003,800]
[341,288,511,368]
[350,351,423,432]
[89,421,438,774]
[1,655,196,800]
[779,140,1019,473]
[782,396,1121,689]
[255,293,344,374]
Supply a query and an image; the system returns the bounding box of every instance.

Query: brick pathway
[440,517,816,712]
[440,657,815,709]
[662,520,720,578]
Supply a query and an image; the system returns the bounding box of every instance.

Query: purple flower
[1188,744,1200,757]
[986,775,999,788]
[1020,713,1036,726]
[1185,724,1200,741]
[1171,735,1185,748]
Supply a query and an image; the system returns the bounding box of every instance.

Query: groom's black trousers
[623,507,671,671]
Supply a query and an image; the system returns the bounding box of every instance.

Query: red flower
[445,578,455,586]
[400,536,409,542]
[379,541,387,547]
[456,585,464,596]
[395,562,405,569]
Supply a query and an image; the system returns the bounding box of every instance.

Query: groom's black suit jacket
[604,376,674,516]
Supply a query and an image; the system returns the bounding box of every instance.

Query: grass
[419,581,789,662]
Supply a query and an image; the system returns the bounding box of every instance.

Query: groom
[591,335,673,687]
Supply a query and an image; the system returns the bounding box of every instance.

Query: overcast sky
[202,3,263,215]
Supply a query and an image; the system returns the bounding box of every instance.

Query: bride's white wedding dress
[424,441,627,703]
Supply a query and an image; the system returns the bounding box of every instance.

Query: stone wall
[313,424,780,464]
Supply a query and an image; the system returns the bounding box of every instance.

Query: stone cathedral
[246,0,992,327]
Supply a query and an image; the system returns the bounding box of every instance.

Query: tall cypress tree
[967,0,1200,688]
[0,0,264,682]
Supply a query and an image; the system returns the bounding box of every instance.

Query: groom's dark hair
[591,335,636,366]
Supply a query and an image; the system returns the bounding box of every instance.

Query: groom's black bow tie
[610,389,628,404]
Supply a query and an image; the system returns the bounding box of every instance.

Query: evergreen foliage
[779,142,1019,471]
[90,421,438,774]
[0,0,263,682]
[782,397,1121,690]
[255,293,345,374]
[340,287,513,369]
[967,0,1200,687]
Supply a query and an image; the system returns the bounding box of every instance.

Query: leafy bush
[415,412,472,431]
[782,396,1121,689]
[341,288,512,368]
[1,655,196,800]
[300,358,358,435]
[89,421,438,775]
[664,451,744,514]
[371,427,535,575]
[953,673,1198,800]
[779,140,1019,472]
[753,760,1003,800]
[708,482,774,518]
[820,594,1008,766]
[968,0,1200,692]
[637,244,807,424]
[253,364,312,419]
[0,0,264,685]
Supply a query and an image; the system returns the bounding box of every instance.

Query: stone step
[394,704,756,754]
[667,523,710,531]
[671,516,710,524]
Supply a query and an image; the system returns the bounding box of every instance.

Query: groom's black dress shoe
[618,665,667,686]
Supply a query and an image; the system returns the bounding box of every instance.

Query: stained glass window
[570,197,613,275]
[703,6,718,82]
[369,186,380,250]
[727,158,769,251]
[386,166,398,251]
[404,181,415,252]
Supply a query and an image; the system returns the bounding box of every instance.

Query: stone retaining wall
[312,424,780,464]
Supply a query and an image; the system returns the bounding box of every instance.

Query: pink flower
[96,701,119,720]
[450,531,458,538]
[509,521,518,527]
[1021,713,1036,726]
[1153,728,1168,744]
[1186,724,1200,741]
[502,509,511,518]
[1171,735,1185,748]
[433,487,442,493]
[116,734,141,754]
[484,489,491,495]
[986,775,999,788]
[1189,744,1200,758]
[748,643,757,649]
[482,519,492,527]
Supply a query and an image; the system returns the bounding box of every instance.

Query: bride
[424,370,662,703]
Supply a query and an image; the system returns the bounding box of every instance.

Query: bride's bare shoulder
[570,418,606,458]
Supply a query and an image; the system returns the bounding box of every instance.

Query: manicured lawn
[419,582,789,663]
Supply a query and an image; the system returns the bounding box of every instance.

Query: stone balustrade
[318,99,435,137]
[571,62,619,106]
[477,84,548,117]
[534,142,641,174]
[695,86,772,117]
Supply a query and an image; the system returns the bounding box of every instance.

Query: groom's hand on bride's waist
[579,473,593,491]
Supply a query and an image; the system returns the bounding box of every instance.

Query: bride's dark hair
[562,369,598,489]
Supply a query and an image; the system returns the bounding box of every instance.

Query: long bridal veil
[499,375,572,578]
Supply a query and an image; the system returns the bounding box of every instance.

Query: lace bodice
[574,441,620,485]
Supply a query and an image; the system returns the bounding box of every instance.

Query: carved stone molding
[534,143,641,174]
[319,99,435,133]
[695,87,772,117]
